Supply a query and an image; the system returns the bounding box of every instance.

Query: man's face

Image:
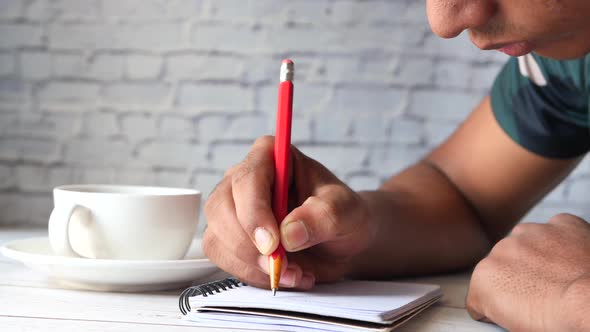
[426,0,590,59]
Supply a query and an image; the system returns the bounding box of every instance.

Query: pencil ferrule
[280,62,294,82]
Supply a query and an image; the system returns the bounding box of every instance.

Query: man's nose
[427,0,497,38]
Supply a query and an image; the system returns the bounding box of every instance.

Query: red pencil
[269,59,294,295]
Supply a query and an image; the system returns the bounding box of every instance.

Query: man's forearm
[349,161,493,278]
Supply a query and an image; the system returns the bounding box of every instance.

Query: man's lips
[480,41,535,57]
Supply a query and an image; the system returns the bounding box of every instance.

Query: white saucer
[1,237,220,292]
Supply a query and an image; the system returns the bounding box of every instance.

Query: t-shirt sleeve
[490,56,590,159]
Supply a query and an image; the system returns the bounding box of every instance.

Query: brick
[283,1,340,24]
[305,57,381,84]
[115,168,155,186]
[49,23,185,51]
[48,23,102,50]
[0,24,43,48]
[52,53,125,80]
[405,1,428,23]
[352,113,391,144]
[0,113,18,132]
[424,120,459,146]
[434,60,472,89]
[568,178,590,203]
[276,26,425,53]
[87,54,125,80]
[258,84,331,116]
[120,114,158,141]
[346,173,382,191]
[64,139,132,166]
[165,54,243,81]
[208,0,284,22]
[0,0,23,19]
[136,141,207,169]
[410,90,481,121]
[392,58,434,86]
[52,53,85,77]
[191,171,223,198]
[160,115,196,139]
[243,55,281,83]
[291,117,312,143]
[20,51,52,80]
[0,165,16,189]
[311,111,351,143]
[16,164,52,192]
[369,146,428,177]
[0,193,52,226]
[197,115,228,142]
[155,170,191,188]
[333,87,405,114]
[298,145,368,176]
[103,83,171,109]
[0,137,60,163]
[330,1,406,24]
[26,0,99,21]
[191,24,263,53]
[102,0,203,20]
[38,81,99,103]
[0,79,30,102]
[4,112,83,139]
[191,24,424,54]
[390,118,424,145]
[471,64,503,91]
[80,167,115,183]
[209,143,251,170]
[82,112,119,137]
[126,54,162,80]
[303,56,432,86]
[225,114,269,140]
[176,83,253,112]
[0,53,16,77]
[209,0,331,24]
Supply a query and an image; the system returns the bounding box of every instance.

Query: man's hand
[202,136,375,290]
[467,213,590,332]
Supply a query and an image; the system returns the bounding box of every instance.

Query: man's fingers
[279,186,368,253]
[204,175,262,267]
[466,258,494,324]
[232,136,280,255]
[202,228,269,289]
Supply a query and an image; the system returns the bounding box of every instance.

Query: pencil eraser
[282,59,293,65]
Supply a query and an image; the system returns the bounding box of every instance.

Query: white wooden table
[0,228,505,331]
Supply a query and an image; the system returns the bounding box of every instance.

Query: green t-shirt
[491,53,590,159]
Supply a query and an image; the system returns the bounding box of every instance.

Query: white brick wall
[0,0,587,229]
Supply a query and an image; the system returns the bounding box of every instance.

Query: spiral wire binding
[179,277,244,315]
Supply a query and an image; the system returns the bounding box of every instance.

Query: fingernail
[254,227,275,255]
[300,272,315,289]
[281,220,309,250]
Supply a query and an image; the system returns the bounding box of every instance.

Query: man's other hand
[467,213,590,331]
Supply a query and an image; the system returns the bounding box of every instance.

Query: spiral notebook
[178,277,442,331]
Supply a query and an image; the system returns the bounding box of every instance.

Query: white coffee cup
[48,184,201,260]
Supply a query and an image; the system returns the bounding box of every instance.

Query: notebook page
[185,295,441,332]
[189,280,441,324]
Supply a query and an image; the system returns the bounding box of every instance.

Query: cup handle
[48,205,92,257]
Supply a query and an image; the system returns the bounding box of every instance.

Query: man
[203,1,590,331]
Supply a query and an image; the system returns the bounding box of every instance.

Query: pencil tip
[272,288,277,296]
